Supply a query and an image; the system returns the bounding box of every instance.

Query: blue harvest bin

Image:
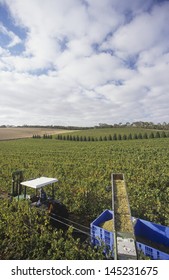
[90,209,114,253]
[134,218,169,260]
[134,218,169,247]
[91,210,169,260]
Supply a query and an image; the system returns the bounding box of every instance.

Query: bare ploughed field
[0,127,70,140]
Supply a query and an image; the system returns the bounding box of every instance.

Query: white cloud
[0,0,169,126]
[103,2,169,59]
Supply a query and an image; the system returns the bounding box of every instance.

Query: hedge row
[56,131,169,141]
[32,134,52,139]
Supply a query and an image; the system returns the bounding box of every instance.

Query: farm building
[90,209,169,260]
[90,173,169,260]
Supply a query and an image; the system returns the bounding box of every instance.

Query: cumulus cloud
[0,0,169,126]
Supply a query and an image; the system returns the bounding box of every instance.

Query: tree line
[56,131,168,142]
[2,121,169,130]
[32,134,53,139]
[96,121,169,130]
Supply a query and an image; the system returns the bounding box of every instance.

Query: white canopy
[21,177,58,189]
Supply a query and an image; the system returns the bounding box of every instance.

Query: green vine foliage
[0,138,169,225]
[0,200,104,260]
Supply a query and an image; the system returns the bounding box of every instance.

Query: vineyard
[0,131,169,259]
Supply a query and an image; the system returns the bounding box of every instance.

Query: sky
[0,0,169,127]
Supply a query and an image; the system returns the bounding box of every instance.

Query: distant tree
[108,134,112,141]
[127,133,132,140]
[122,134,127,140]
[83,136,87,141]
[76,135,79,141]
[99,136,103,141]
[143,132,148,139]
[161,131,166,138]
[125,122,130,127]
[113,133,117,140]
[149,132,154,139]
[155,131,160,138]
[138,133,143,139]
[133,133,138,140]
[103,136,107,141]
[69,135,72,141]
[80,136,83,141]
[98,123,112,128]
[67,135,70,140]
[87,136,91,141]
[36,135,41,138]
[117,134,122,140]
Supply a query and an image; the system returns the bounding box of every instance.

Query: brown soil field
[0,127,73,140]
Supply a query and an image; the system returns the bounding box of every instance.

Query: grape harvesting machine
[10,170,69,221]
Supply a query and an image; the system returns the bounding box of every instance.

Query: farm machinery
[8,170,89,237]
[10,170,69,221]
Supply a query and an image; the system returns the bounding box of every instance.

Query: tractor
[10,170,69,223]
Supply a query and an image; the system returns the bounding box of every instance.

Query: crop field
[0,127,72,140]
[0,132,169,227]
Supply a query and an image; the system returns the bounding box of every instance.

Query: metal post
[24,186,26,199]
[11,179,14,196]
[52,184,54,199]
[111,173,118,260]
[17,184,19,201]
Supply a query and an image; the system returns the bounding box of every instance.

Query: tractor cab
[20,176,58,205]
[10,171,69,220]
[11,170,58,203]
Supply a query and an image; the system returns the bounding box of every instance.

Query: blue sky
[0,0,169,126]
